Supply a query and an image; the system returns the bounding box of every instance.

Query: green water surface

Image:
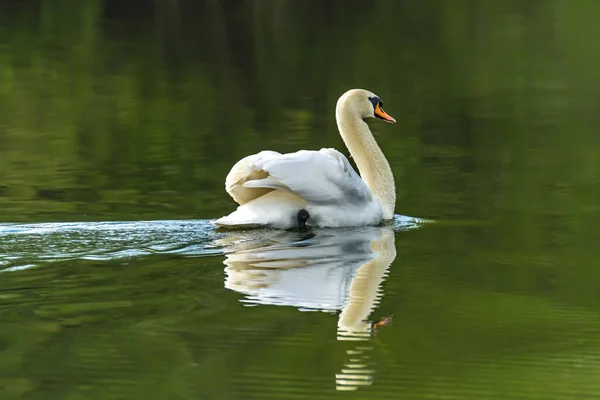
[1,1,600,399]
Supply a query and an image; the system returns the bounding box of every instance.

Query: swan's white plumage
[224,150,280,205]
[245,148,374,204]
[214,88,396,229]
[214,148,382,229]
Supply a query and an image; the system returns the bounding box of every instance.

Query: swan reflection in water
[216,225,397,391]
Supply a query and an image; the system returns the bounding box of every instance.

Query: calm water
[1,1,600,399]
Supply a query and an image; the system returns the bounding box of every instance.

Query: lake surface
[1,1,600,399]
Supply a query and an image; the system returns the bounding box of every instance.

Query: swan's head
[336,89,396,124]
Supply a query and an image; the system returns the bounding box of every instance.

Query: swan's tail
[213,191,305,230]
[211,215,265,230]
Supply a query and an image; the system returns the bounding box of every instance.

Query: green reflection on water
[1,1,600,399]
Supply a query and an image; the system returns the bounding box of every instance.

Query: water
[1,1,600,399]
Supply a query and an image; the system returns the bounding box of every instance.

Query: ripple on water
[0,215,427,271]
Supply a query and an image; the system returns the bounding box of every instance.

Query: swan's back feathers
[260,149,373,204]
[226,148,374,206]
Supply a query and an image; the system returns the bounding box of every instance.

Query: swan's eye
[368,96,380,110]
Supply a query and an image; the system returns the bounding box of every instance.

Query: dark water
[1,1,600,399]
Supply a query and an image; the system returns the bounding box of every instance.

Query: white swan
[213,88,396,229]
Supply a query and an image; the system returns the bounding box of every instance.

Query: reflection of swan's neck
[337,228,396,339]
[335,227,396,391]
[336,100,396,219]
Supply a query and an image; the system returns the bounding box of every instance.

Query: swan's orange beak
[375,103,396,124]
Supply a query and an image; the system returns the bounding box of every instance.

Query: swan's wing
[242,148,374,205]
[225,150,282,205]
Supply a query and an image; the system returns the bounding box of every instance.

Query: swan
[213,88,396,230]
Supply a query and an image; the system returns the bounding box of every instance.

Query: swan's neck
[336,108,395,219]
